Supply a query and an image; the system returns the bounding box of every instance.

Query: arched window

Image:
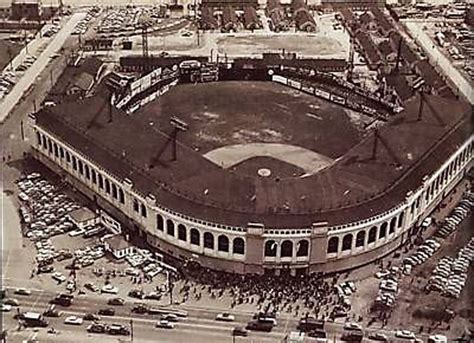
[203,232,214,249]
[112,183,118,199]
[190,229,200,245]
[133,199,139,212]
[389,217,396,234]
[166,219,175,236]
[72,156,77,171]
[265,240,277,257]
[47,139,53,153]
[327,237,339,254]
[53,143,59,157]
[84,164,90,180]
[118,188,125,204]
[398,212,404,228]
[140,204,147,218]
[66,151,71,163]
[296,240,309,257]
[59,147,64,159]
[233,237,245,255]
[178,224,187,241]
[218,235,229,252]
[356,231,366,247]
[156,214,164,231]
[368,227,377,244]
[379,222,387,239]
[342,234,353,251]
[280,240,293,257]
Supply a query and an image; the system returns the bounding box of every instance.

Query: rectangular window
[78,160,84,175]
[85,165,90,180]
[105,179,111,194]
[72,156,77,170]
[91,169,97,184]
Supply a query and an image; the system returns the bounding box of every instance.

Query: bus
[22,312,48,327]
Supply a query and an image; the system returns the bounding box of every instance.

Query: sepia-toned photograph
[0,0,472,342]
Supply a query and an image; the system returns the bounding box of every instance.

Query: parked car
[395,330,416,339]
[101,285,119,294]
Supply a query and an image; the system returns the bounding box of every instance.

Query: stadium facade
[26,69,473,276]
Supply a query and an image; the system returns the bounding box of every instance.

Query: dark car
[132,304,148,314]
[108,298,125,306]
[50,294,72,307]
[83,313,101,321]
[43,308,61,317]
[128,289,144,299]
[246,321,273,332]
[98,308,115,316]
[232,327,248,337]
[107,324,130,336]
[87,322,106,333]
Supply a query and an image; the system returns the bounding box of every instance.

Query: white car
[395,330,416,339]
[101,285,119,294]
[64,315,83,325]
[375,270,390,279]
[216,312,235,322]
[52,272,66,283]
[344,322,362,331]
[156,319,174,329]
[1,304,12,312]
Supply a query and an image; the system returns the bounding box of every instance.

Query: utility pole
[130,318,134,341]
[20,121,24,141]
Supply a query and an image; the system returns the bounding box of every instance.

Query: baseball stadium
[26,56,473,276]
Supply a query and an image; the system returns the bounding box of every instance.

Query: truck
[297,317,325,332]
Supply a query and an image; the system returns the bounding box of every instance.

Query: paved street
[404,21,474,104]
[0,12,86,123]
[1,285,432,343]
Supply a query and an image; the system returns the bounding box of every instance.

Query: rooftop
[68,207,97,224]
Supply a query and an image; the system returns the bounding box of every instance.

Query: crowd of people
[172,261,347,320]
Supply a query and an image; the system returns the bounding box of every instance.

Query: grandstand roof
[35,76,471,229]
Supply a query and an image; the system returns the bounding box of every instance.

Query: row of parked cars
[96,6,168,35]
[73,7,101,36]
[42,20,62,38]
[18,173,80,242]
[124,248,167,281]
[434,192,473,239]
[14,54,37,74]
[402,238,442,267]
[373,266,402,310]
[0,70,18,99]
[427,238,473,299]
